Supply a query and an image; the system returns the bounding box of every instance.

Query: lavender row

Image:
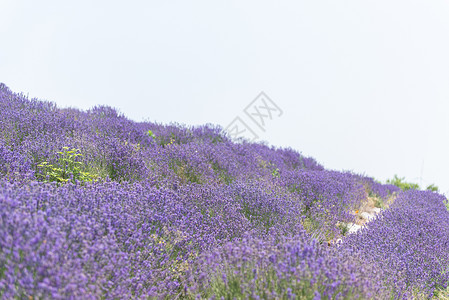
[0,83,322,186]
[182,232,388,299]
[342,190,449,298]
[0,175,369,298]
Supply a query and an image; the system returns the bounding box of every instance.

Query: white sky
[1,0,449,195]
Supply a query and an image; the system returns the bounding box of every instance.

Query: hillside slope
[0,83,448,299]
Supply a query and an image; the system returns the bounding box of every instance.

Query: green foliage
[36,147,97,184]
[387,175,420,191]
[271,168,280,179]
[426,184,439,192]
[146,129,156,139]
[386,175,441,194]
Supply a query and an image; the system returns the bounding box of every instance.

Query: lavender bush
[183,233,388,299]
[343,190,449,298]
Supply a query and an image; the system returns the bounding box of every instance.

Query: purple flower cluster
[1,83,448,298]
[358,176,400,201]
[343,190,449,298]
[184,233,388,299]
[278,170,368,240]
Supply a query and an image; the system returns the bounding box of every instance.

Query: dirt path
[331,194,396,245]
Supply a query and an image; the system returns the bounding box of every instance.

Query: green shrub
[387,175,420,191]
[426,184,439,192]
[387,175,441,194]
[36,147,97,184]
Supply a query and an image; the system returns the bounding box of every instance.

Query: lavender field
[0,83,448,299]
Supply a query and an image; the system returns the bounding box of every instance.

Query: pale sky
[1,0,449,195]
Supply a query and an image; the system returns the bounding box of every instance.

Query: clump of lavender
[342,190,449,298]
[278,170,367,241]
[183,233,388,299]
